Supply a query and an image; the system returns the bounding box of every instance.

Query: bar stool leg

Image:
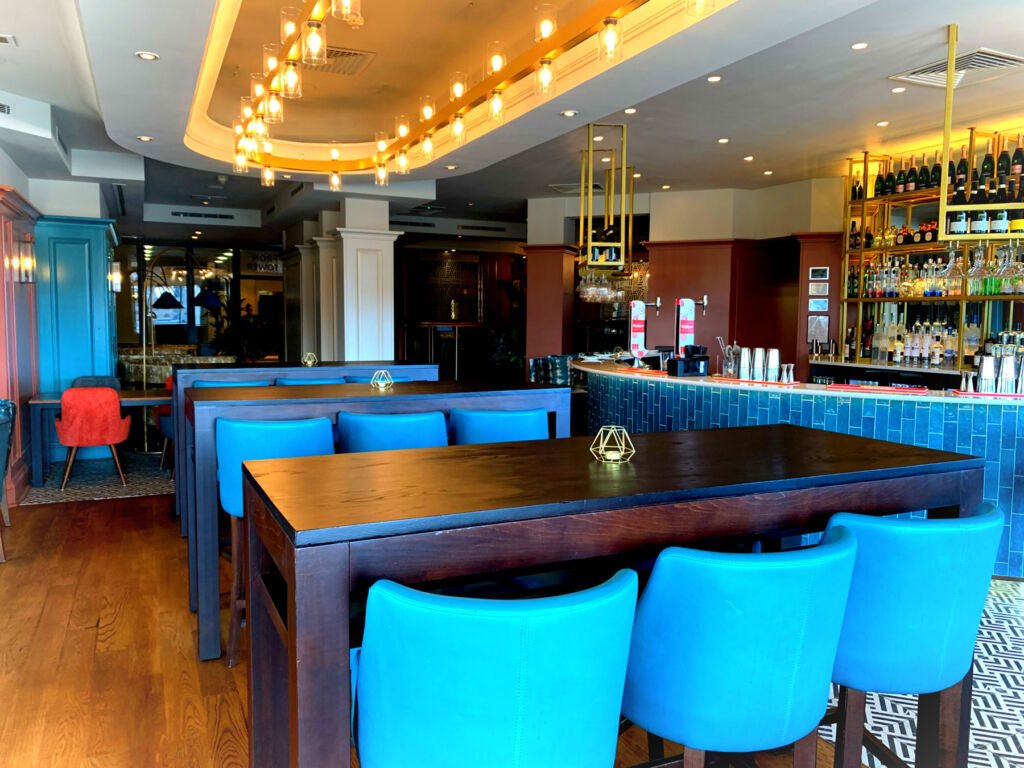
[833,686,866,768]
[226,515,246,668]
[109,445,127,486]
[917,675,965,768]
[649,732,665,760]
[159,437,170,470]
[793,731,817,768]
[0,523,6,562]
[60,446,78,490]
[1,490,9,526]
[683,748,706,768]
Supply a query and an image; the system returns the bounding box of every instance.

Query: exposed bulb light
[743,155,754,161]
[451,114,465,145]
[375,162,389,186]
[593,135,604,141]
[850,42,868,50]
[717,137,729,144]
[135,51,160,61]
[560,109,578,118]
[446,165,457,170]
[421,133,434,160]
[449,72,466,101]
[488,90,504,122]
[624,107,637,115]
[632,172,641,178]
[396,150,409,174]
[137,135,154,142]
[280,6,299,42]
[707,75,721,83]
[599,18,621,63]
[194,230,202,235]
[251,73,265,102]
[303,20,326,65]
[890,86,906,93]
[192,235,199,240]
[875,120,889,127]
[375,131,388,153]
[536,4,557,40]
[262,166,275,186]
[262,138,273,155]
[420,95,435,122]
[763,170,773,175]
[332,0,363,27]
[396,115,410,138]
[661,184,671,189]
[535,59,554,97]
[265,91,283,123]
[329,171,342,191]
[600,156,611,163]
[486,41,506,75]
[241,96,254,120]
[282,61,302,98]
[233,151,247,170]
[263,43,279,75]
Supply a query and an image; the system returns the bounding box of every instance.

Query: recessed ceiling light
[743,155,754,162]
[601,156,611,163]
[850,42,868,50]
[707,75,722,83]
[875,120,889,127]
[661,184,671,189]
[283,174,292,179]
[763,170,773,175]
[717,138,729,144]
[467,202,475,206]
[560,109,578,118]
[191,235,199,240]
[593,135,604,141]
[890,86,906,93]
[446,164,457,170]
[135,51,160,61]
[194,230,202,235]
[632,172,641,178]
[136,135,154,142]
[624,107,638,115]
[202,201,209,205]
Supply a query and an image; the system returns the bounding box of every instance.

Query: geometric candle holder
[370,369,394,390]
[589,425,635,463]
[301,351,318,367]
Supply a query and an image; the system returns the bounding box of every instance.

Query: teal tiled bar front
[578,361,1020,577]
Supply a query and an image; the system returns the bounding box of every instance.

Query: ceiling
[209,0,593,143]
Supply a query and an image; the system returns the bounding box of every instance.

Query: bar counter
[575,359,1021,577]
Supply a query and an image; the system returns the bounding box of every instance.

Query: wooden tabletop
[243,424,982,546]
[186,380,567,403]
[172,360,423,371]
[30,389,171,405]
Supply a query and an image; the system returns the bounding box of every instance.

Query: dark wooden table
[171,362,438,538]
[242,424,983,768]
[185,379,569,660]
[28,389,172,486]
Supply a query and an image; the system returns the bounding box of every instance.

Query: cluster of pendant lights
[234,1,629,188]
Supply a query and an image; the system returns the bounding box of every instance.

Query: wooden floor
[0,496,855,767]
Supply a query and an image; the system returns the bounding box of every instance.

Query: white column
[334,227,402,361]
[312,235,342,360]
[282,244,320,359]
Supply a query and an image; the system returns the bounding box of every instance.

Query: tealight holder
[589,426,635,464]
[301,352,318,367]
[370,370,394,390]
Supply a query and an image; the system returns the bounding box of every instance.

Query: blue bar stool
[275,377,347,386]
[825,504,1003,768]
[343,375,412,383]
[622,527,857,768]
[192,379,273,388]
[450,408,549,445]
[353,569,638,768]
[215,417,334,666]
[337,411,448,453]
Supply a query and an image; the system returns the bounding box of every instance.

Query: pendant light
[488,90,504,123]
[375,131,389,153]
[535,4,557,40]
[261,166,276,187]
[233,152,248,174]
[329,171,342,191]
[600,18,622,63]
[485,42,506,76]
[280,6,300,42]
[396,150,409,174]
[535,59,554,97]
[395,115,410,139]
[303,20,326,65]
[282,61,302,98]
[420,96,435,122]
[421,134,434,160]
[374,162,389,186]
[449,72,466,101]
[451,114,465,145]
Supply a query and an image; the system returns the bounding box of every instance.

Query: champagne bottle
[997,141,1011,178]
[956,145,968,182]
[932,150,944,187]
[850,172,860,201]
[884,162,896,195]
[969,175,989,234]
[1011,179,1024,234]
[874,166,885,197]
[981,139,995,183]
[906,156,918,192]
[895,157,906,194]
[918,154,931,189]
[949,178,968,235]
[991,177,1009,235]
[1012,133,1024,175]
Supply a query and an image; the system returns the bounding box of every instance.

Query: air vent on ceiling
[0,103,10,116]
[458,224,508,233]
[0,34,17,47]
[890,48,1024,89]
[407,204,446,216]
[391,219,437,228]
[171,210,237,221]
[307,46,376,76]
[548,182,604,195]
[190,194,228,202]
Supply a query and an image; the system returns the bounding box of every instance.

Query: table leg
[195,416,221,660]
[30,404,42,487]
[185,419,198,612]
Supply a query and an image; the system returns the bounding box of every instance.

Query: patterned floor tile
[19,452,174,505]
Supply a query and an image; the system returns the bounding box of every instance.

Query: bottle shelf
[843,294,1024,304]
[847,242,948,257]
[850,188,952,209]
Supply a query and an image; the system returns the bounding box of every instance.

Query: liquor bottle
[850,172,861,201]
[981,140,995,183]
[948,177,968,235]
[891,334,904,363]
[917,154,930,189]
[884,162,896,195]
[991,177,1009,235]
[848,220,859,249]
[906,157,918,192]
[895,157,907,194]
[1012,133,1024,175]
[969,176,989,235]
[844,328,855,361]
[874,166,885,197]
[946,148,956,186]
[997,141,1011,178]
[932,150,944,187]
[1011,179,1024,234]
[930,336,944,367]
[864,227,873,247]
[956,145,968,182]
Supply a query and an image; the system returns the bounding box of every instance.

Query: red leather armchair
[55,387,131,490]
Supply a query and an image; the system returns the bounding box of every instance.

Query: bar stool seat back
[826,505,1003,694]
[337,411,448,453]
[192,379,273,388]
[450,408,549,445]
[354,569,638,768]
[621,527,857,754]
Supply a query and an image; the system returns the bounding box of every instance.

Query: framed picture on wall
[808,298,829,313]
[807,315,829,344]
[808,283,829,296]
[809,267,829,280]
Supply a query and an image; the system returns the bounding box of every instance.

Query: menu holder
[826,383,929,395]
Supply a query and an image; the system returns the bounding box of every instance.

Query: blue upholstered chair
[343,375,412,383]
[450,408,549,445]
[192,379,273,388]
[825,505,1003,768]
[621,528,857,767]
[214,417,335,666]
[337,411,448,453]
[353,569,638,768]
[275,377,347,386]
[0,399,15,563]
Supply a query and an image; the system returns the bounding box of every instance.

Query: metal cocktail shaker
[766,349,780,383]
[998,356,1017,394]
[978,356,996,394]
[739,348,751,380]
[752,348,766,382]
